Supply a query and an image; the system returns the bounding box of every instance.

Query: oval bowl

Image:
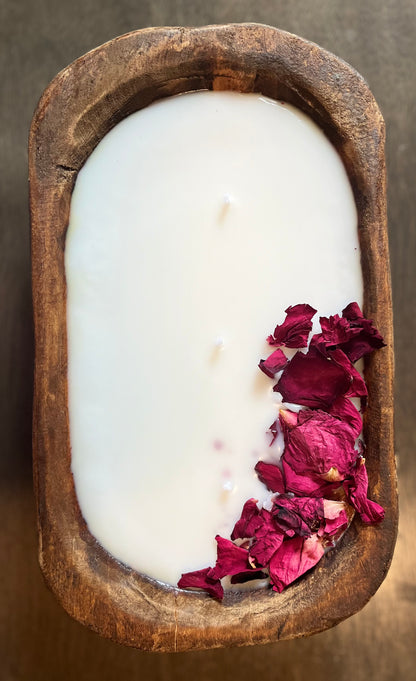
[29,23,397,652]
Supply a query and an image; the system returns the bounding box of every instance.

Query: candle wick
[218,193,232,224]
[209,336,225,364]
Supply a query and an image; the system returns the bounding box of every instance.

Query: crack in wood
[56,163,77,173]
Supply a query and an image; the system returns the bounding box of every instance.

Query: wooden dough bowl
[29,24,397,652]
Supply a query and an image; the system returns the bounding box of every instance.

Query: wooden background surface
[1,1,415,679]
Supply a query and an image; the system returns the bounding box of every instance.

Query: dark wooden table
[1,1,414,679]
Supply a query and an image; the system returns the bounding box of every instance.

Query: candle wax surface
[66,91,362,586]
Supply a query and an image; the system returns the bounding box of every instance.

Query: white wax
[66,91,362,586]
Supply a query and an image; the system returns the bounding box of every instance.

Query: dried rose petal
[340,303,386,362]
[329,348,367,399]
[272,495,324,537]
[178,567,224,600]
[343,457,385,523]
[310,335,367,402]
[255,460,285,494]
[321,499,349,537]
[249,509,284,566]
[318,313,361,347]
[277,409,299,449]
[259,348,288,378]
[276,347,351,408]
[207,535,250,580]
[278,408,299,437]
[231,498,262,540]
[269,534,325,592]
[342,302,363,321]
[326,396,362,438]
[267,304,317,348]
[281,457,338,497]
[282,409,358,482]
[269,419,279,446]
[313,303,386,363]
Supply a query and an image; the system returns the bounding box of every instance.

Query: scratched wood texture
[1,0,415,678]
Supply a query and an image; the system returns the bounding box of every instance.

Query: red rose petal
[281,457,339,497]
[329,348,368,399]
[318,313,361,347]
[207,535,251,580]
[326,396,362,438]
[269,534,325,593]
[282,409,358,482]
[230,498,262,540]
[321,499,349,537]
[278,408,299,437]
[272,495,324,537]
[276,347,351,408]
[277,409,299,451]
[249,509,284,566]
[342,302,364,321]
[340,303,386,362]
[268,419,279,446]
[313,302,385,364]
[343,457,385,523]
[310,334,368,402]
[255,460,285,494]
[267,304,317,348]
[258,348,288,378]
[178,567,224,600]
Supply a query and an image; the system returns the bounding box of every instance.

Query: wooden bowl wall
[29,24,397,652]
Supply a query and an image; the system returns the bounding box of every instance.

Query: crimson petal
[207,535,251,580]
[329,348,367,399]
[231,499,262,540]
[255,460,285,493]
[259,348,288,378]
[343,457,385,523]
[340,303,386,362]
[276,347,351,408]
[281,458,339,497]
[269,534,325,593]
[178,567,224,600]
[321,499,349,537]
[272,495,324,537]
[278,408,299,436]
[267,304,317,348]
[269,419,279,446]
[342,302,364,321]
[282,409,358,482]
[249,509,284,566]
[326,396,362,438]
[319,313,361,346]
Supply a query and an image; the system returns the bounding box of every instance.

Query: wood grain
[29,24,397,652]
